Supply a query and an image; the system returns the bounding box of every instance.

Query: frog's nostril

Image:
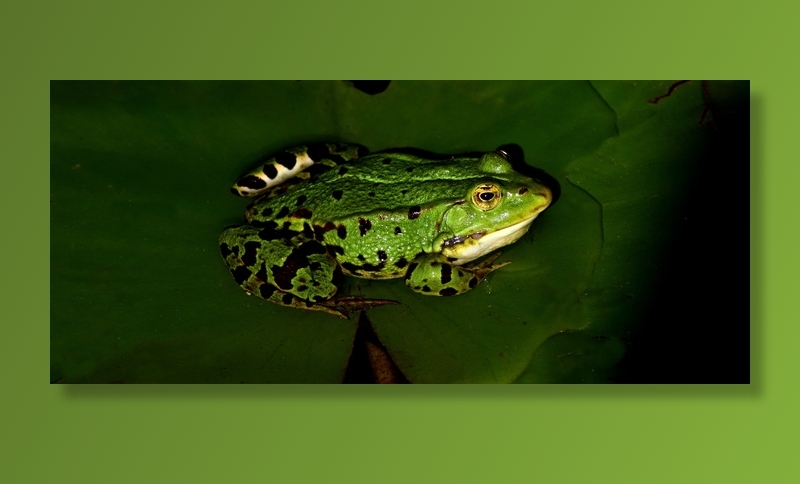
[518,186,529,195]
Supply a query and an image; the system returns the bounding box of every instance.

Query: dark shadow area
[613,81,752,383]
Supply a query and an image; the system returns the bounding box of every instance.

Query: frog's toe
[316,296,400,320]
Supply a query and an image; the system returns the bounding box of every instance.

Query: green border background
[5,0,777,481]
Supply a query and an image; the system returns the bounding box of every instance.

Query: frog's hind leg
[220,225,396,319]
[231,142,369,197]
[220,224,340,302]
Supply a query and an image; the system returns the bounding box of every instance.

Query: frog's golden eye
[472,184,502,210]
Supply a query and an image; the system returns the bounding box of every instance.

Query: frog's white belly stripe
[444,214,539,265]
[237,153,315,196]
[265,153,314,187]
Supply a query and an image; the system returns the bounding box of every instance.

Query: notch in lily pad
[349,80,391,95]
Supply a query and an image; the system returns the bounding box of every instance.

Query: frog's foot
[260,291,398,319]
[315,296,400,320]
[405,252,510,296]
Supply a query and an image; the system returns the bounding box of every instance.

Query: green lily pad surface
[50,80,747,383]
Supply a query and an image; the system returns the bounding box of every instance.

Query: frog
[219,142,553,319]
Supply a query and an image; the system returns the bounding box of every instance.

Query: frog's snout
[519,183,552,210]
[537,184,553,207]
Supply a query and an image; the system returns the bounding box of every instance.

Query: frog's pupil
[480,192,494,201]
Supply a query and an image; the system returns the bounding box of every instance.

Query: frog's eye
[472,184,502,210]
[495,149,510,161]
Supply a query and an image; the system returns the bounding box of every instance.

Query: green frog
[220,142,552,319]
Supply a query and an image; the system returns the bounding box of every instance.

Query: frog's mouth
[440,214,540,265]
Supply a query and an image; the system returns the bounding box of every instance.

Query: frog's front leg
[219,225,396,319]
[404,253,510,296]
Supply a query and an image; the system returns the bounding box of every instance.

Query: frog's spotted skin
[220,142,553,319]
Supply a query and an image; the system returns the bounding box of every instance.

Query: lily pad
[50,80,745,383]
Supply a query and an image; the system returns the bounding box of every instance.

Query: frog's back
[242,148,502,223]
